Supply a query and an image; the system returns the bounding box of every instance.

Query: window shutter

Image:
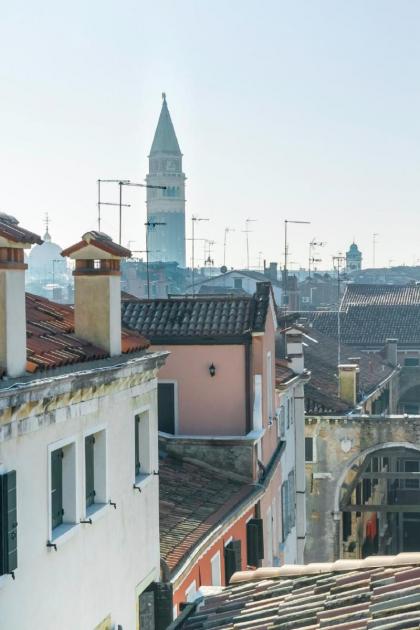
[305,437,313,462]
[153,582,173,629]
[85,435,95,508]
[0,470,17,575]
[281,480,288,541]
[246,518,264,567]
[135,416,140,476]
[288,470,295,530]
[224,540,242,584]
[51,449,63,529]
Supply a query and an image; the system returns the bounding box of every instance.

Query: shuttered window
[51,449,63,530]
[305,437,314,462]
[135,415,141,477]
[85,435,95,508]
[224,540,242,584]
[0,470,18,576]
[246,518,264,567]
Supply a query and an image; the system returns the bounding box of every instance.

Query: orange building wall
[153,343,247,436]
[173,506,255,611]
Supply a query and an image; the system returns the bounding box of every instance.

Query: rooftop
[276,325,394,414]
[342,283,420,307]
[22,293,149,375]
[159,453,253,575]
[121,283,272,343]
[0,213,42,245]
[178,554,420,629]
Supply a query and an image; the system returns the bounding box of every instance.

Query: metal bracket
[109,500,117,509]
[46,541,57,551]
[153,471,159,476]
[80,518,93,525]
[133,484,142,493]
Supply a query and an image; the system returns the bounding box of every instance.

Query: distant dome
[348,242,360,253]
[28,230,65,270]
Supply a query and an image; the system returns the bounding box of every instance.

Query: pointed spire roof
[149,93,181,156]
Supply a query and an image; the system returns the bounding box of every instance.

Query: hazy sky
[1,1,420,271]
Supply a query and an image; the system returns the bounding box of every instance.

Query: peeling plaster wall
[0,354,165,630]
[304,414,420,563]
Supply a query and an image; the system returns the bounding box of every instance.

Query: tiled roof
[25,293,149,373]
[0,213,42,245]
[307,306,420,347]
[342,284,420,307]
[159,454,253,574]
[122,284,272,342]
[276,326,394,414]
[180,554,420,629]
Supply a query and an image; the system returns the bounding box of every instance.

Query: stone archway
[334,443,420,558]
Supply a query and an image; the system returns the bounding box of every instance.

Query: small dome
[348,243,360,253]
[28,229,65,274]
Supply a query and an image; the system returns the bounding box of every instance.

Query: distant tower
[146,94,186,267]
[346,242,362,272]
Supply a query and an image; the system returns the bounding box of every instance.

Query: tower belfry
[146,94,186,267]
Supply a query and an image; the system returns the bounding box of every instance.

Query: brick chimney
[0,214,42,377]
[61,231,131,356]
[385,338,398,368]
[338,364,359,406]
[285,329,304,374]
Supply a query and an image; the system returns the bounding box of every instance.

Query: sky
[1,0,420,271]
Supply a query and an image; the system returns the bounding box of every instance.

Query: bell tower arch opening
[337,445,420,558]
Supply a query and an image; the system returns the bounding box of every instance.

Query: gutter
[168,440,286,588]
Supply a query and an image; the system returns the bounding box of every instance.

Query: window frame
[305,436,316,463]
[210,550,221,586]
[83,425,108,518]
[48,436,78,543]
[157,380,179,435]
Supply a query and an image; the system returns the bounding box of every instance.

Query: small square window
[234,278,243,289]
[93,259,101,270]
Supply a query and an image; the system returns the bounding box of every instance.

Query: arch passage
[339,447,420,557]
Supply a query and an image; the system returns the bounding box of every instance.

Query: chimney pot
[338,364,359,406]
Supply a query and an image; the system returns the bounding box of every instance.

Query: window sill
[51,522,79,545]
[85,502,109,522]
[134,473,154,491]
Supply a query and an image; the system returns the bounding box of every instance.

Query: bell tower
[146,94,186,267]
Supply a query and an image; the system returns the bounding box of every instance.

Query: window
[93,259,101,270]
[234,278,243,289]
[287,400,290,429]
[50,440,77,539]
[281,480,289,541]
[246,518,264,567]
[0,470,17,577]
[305,437,315,462]
[84,429,107,514]
[266,352,273,423]
[158,383,176,434]
[288,470,296,529]
[404,460,420,489]
[404,357,419,367]
[404,404,419,415]
[134,410,152,481]
[224,540,241,584]
[211,551,221,586]
[265,506,273,565]
[185,580,197,603]
[277,406,285,439]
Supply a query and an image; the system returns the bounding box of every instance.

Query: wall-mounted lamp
[209,363,216,377]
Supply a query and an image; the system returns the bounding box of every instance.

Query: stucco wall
[0,357,163,630]
[154,343,247,435]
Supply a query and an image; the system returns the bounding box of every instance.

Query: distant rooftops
[342,283,420,306]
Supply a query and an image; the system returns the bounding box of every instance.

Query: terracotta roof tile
[23,293,149,373]
[180,557,420,629]
[159,454,253,574]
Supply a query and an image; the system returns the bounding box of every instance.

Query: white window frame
[158,380,179,435]
[211,551,221,586]
[48,435,79,544]
[133,403,156,490]
[305,436,317,463]
[83,424,108,519]
[185,580,197,603]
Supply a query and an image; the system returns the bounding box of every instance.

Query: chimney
[264,261,278,282]
[385,338,398,368]
[285,329,304,374]
[338,364,359,406]
[0,214,42,377]
[61,231,131,356]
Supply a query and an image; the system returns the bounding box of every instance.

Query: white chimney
[61,231,131,356]
[338,364,359,406]
[285,329,304,374]
[0,214,42,377]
